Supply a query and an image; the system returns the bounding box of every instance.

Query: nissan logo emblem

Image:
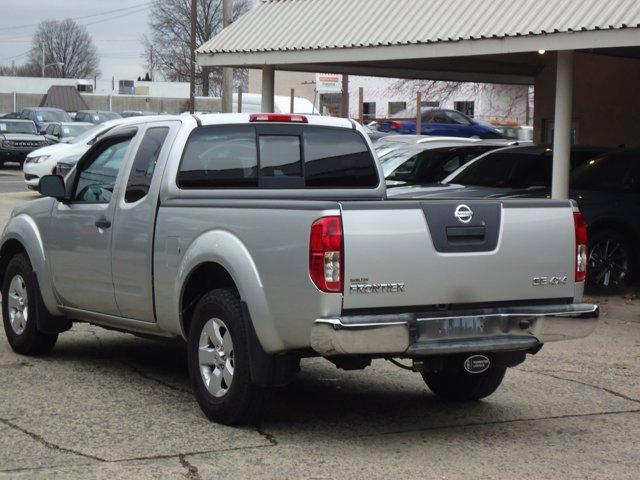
[454,204,473,224]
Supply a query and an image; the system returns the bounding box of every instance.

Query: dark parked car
[0,119,48,167]
[376,107,504,139]
[43,122,93,144]
[75,110,122,124]
[20,107,71,133]
[389,145,640,292]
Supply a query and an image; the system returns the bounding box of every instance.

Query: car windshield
[91,112,121,123]
[36,110,70,122]
[0,121,36,134]
[61,124,93,138]
[379,149,421,177]
[69,124,109,144]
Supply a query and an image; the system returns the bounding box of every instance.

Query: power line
[0,1,150,32]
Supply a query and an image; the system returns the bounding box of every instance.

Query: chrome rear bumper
[310,303,599,357]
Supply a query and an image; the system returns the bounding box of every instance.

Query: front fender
[173,229,285,353]
[1,214,62,316]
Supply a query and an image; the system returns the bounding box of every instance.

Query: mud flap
[241,301,299,387]
[28,271,71,334]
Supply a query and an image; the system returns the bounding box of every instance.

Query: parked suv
[0,119,48,167]
[1,113,598,424]
[20,107,71,133]
[75,110,122,124]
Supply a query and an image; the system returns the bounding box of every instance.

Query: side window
[74,138,132,203]
[571,153,637,192]
[304,127,378,187]
[125,127,169,203]
[445,111,472,125]
[45,125,53,135]
[178,125,258,188]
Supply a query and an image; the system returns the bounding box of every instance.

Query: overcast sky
[0,0,155,80]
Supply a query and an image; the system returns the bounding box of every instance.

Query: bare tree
[391,79,477,112]
[27,19,100,79]
[143,0,251,96]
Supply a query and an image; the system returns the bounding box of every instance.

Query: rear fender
[174,229,285,353]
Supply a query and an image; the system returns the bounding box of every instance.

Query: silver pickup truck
[0,113,598,425]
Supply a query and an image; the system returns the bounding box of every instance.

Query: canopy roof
[197,0,640,84]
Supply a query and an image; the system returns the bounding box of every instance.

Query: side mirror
[38,175,66,200]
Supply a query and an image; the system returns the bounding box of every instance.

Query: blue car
[20,107,71,134]
[377,108,504,139]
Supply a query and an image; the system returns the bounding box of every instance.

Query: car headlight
[28,155,51,164]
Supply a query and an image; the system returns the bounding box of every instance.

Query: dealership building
[198,0,640,198]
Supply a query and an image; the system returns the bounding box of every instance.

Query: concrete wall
[534,52,640,147]
[0,93,220,115]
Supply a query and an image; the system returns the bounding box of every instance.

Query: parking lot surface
[0,166,638,479]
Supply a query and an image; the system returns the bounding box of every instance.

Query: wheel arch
[0,216,62,316]
[173,229,285,353]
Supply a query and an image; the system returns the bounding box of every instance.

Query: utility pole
[189,0,196,114]
[41,47,45,77]
[341,74,349,118]
[221,0,233,113]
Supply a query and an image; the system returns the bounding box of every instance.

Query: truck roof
[194,113,354,130]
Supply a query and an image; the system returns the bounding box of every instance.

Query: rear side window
[125,127,169,203]
[178,126,258,188]
[571,152,639,192]
[178,125,378,189]
[304,127,378,187]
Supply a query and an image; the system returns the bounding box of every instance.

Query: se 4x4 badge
[464,354,491,374]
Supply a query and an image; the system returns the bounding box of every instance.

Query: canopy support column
[261,66,275,112]
[551,50,574,199]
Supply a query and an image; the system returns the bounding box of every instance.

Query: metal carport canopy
[196,0,640,198]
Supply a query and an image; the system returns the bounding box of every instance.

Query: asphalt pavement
[0,165,638,479]
[0,164,28,194]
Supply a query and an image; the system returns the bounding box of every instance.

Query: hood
[1,133,46,142]
[25,141,84,159]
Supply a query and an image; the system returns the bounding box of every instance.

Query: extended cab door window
[124,127,169,203]
[74,138,132,203]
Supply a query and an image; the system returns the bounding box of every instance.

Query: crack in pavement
[178,454,202,480]
[254,424,278,446]
[121,360,192,394]
[521,368,640,404]
[358,408,640,438]
[0,417,106,463]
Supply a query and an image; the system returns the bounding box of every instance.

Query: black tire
[587,229,634,293]
[422,365,507,401]
[2,253,58,355]
[187,288,269,425]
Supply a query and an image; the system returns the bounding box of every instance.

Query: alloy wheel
[589,238,630,288]
[7,274,28,335]
[198,317,234,398]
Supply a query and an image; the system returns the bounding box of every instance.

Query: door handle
[95,218,111,229]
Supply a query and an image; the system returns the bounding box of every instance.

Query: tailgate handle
[446,226,485,243]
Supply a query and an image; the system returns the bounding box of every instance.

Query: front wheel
[187,289,269,425]
[2,253,58,355]
[422,365,507,401]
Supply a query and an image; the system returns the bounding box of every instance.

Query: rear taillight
[309,216,343,293]
[390,121,404,133]
[250,113,308,123]
[574,212,588,282]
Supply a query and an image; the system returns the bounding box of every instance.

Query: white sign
[315,74,342,94]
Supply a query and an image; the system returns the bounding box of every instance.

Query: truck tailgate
[341,200,576,310]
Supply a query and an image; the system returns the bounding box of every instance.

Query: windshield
[379,149,421,177]
[0,121,36,134]
[61,124,93,138]
[69,124,110,144]
[37,110,71,122]
[92,112,122,123]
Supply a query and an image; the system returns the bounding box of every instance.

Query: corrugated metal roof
[198,0,640,55]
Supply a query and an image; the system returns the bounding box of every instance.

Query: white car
[22,116,153,189]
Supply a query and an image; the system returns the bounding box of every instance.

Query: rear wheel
[588,229,633,293]
[2,253,58,355]
[422,365,507,401]
[187,289,269,425]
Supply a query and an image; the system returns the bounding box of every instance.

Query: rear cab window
[177,125,378,189]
